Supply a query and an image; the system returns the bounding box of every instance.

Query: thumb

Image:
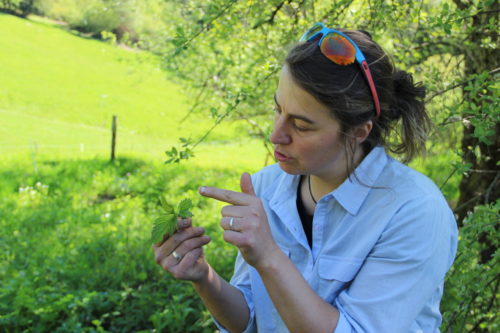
[240,172,256,196]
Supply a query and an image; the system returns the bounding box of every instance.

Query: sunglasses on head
[300,22,381,117]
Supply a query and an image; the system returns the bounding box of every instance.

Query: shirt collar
[263,170,299,204]
[263,171,308,247]
[262,146,389,216]
[330,146,388,215]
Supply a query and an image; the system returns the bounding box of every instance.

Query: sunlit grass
[0,13,244,159]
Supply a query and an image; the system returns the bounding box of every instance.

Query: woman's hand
[199,173,280,269]
[152,218,211,282]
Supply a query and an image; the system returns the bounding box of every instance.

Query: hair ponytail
[387,70,431,162]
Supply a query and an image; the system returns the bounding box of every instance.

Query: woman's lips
[274,150,290,162]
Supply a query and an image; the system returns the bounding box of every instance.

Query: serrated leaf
[178,198,193,218]
[151,220,167,244]
[151,213,176,244]
[159,196,175,214]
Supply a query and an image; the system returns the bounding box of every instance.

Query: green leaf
[159,195,175,214]
[151,213,176,244]
[178,198,193,218]
[151,197,194,243]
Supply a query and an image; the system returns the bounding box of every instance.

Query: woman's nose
[269,120,291,145]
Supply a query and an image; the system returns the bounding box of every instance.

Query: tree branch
[180,75,212,123]
[320,0,354,24]
[439,167,458,190]
[453,192,482,215]
[484,171,500,204]
[252,0,293,29]
[425,67,500,103]
[191,94,243,150]
[234,110,274,159]
[443,273,499,330]
[173,0,238,56]
[457,8,500,21]
[469,277,499,332]
[452,0,467,11]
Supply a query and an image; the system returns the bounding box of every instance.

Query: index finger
[199,186,256,206]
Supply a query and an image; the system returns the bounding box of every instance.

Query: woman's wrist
[253,243,285,273]
[191,263,214,290]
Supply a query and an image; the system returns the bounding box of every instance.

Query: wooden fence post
[111,115,117,161]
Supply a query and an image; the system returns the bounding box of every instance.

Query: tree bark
[454,0,499,264]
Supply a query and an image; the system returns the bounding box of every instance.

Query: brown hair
[285,29,431,164]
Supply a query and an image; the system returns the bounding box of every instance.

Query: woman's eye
[293,121,310,132]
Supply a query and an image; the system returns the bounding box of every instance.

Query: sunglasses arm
[360,60,381,117]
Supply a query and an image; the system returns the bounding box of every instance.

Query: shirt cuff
[211,285,256,333]
[212,313,256,333]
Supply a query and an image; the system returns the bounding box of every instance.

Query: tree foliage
[1,0,175,46]
[0,0,37,16]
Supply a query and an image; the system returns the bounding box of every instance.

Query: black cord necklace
[308,175,317,204]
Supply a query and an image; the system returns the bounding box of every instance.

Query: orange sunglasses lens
[320,33,356,66]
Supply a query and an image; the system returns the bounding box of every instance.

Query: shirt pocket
[317,256,362,304]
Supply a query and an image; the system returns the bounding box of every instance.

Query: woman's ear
[352,120,373,144]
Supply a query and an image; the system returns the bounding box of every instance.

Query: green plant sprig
[151,197,193,244]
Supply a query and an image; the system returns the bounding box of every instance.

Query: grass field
[0,13,268,169]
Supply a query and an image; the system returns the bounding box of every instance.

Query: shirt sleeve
[334,195,458,332]
[212,250,257,333]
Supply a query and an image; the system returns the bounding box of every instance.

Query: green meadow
[0,13,267,167]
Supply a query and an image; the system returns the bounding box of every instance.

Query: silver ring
[229,217,235,230]
[172,250,182,262]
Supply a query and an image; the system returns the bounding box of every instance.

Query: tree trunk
[454,1,499,264]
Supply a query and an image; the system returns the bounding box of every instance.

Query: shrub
[0,0,38,16]
[0,158,238,332]
[34,0,172,47]
[441,200,500,331]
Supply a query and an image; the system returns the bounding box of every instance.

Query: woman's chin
[277,161,302,175]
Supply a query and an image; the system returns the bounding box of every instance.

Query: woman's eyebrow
[274,94,315,125]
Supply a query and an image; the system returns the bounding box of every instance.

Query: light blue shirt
[214,146,458,332]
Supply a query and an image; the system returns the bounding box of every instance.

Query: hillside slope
[0,14,247,161]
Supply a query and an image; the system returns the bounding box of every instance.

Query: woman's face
[270,65,349,178]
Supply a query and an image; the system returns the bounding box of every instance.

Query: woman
[153,23,458,332]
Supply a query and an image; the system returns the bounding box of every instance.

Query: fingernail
[199,186,206,194]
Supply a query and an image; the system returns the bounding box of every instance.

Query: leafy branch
[151,197,194,244]
[165,92,244,164]
[166,62,280,165]
[171,0,238,56]
[252,0,292,29]
[425,67,500,103]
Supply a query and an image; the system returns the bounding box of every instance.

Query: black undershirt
[296,176,313,248]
